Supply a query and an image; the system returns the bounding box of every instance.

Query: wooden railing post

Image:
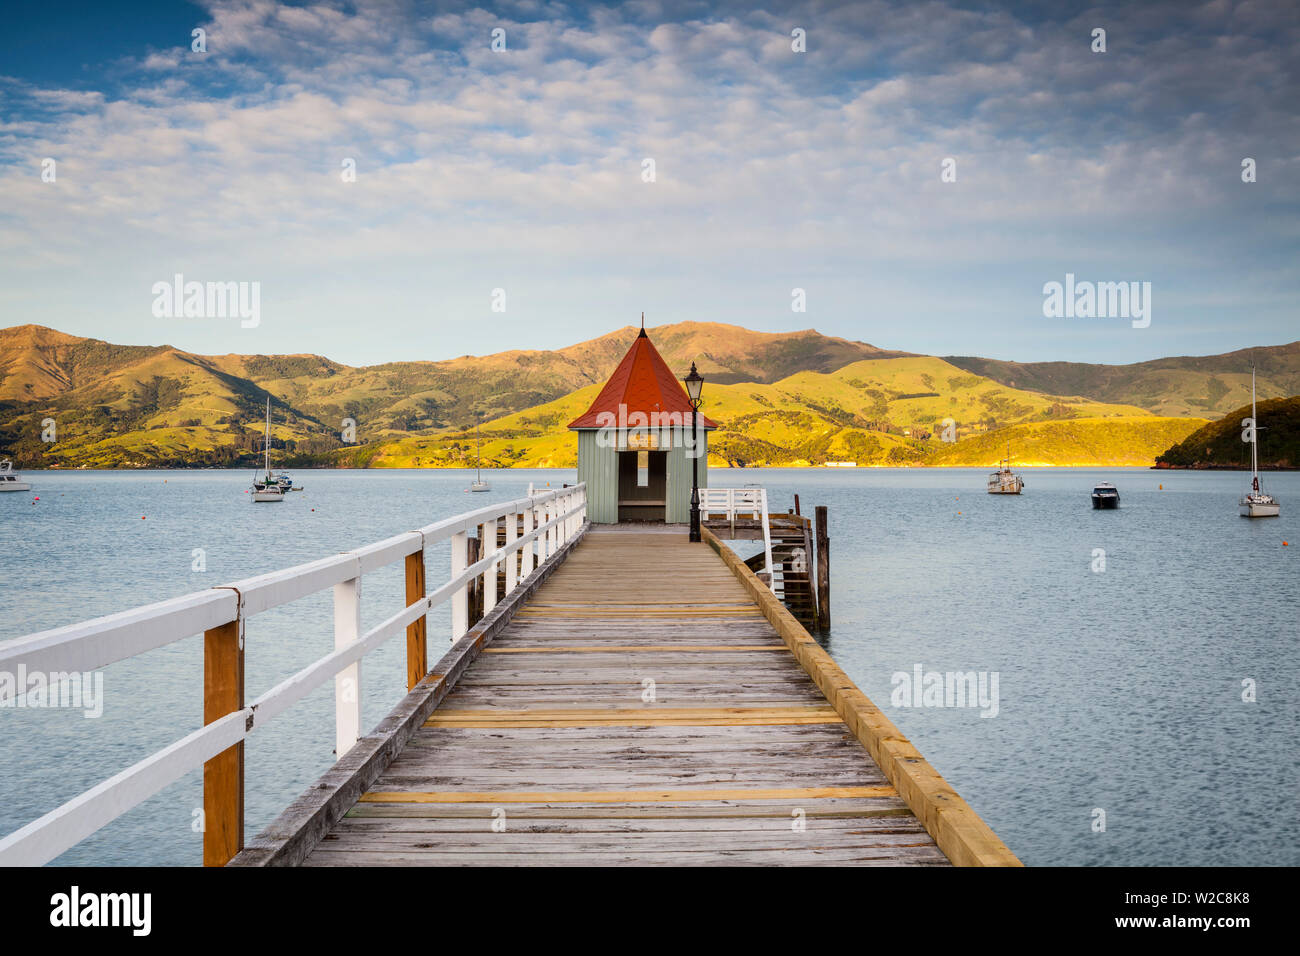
[405,542,427,690]
[333,576,362,757]
[545,500,556,557]
[504,512,519,595]
[521,507,535,577]
[451,531,468,640]
[483,516,499,615]
[203,618,243,867]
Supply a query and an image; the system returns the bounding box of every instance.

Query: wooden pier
[0,483,1018,868]
[236,524,1018,867]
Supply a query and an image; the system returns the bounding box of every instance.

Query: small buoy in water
[142,516,146,520]
[1159,484,1163,490]
[1284,541,1290,546]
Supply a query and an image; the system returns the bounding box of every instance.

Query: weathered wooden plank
[318,830,938,850]
[358,785,897,803]
[300,846,950,866]
[343,796,915,819]
[330,816,923,833]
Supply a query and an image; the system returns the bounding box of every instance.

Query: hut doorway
[617,449,667,522]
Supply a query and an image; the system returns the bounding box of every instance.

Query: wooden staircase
[740,513,818,629]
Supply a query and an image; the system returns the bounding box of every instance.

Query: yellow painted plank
[432,706,838,718]
[482,645,788,654]
[515,609,763,617]
[424,716,846,728]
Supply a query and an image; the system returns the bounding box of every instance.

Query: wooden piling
[466,537,483,625]
[815,505,830,630]
[405,548,427,690]
[203,619,243,867]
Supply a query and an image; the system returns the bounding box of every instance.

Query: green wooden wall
[574,426,709,524]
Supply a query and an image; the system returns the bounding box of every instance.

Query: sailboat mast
[476,421,481,481]
[264,397,271,476]
[1251,366,1258,482]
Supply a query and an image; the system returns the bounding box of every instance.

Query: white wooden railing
[699,487,774,578]
[0,483,587,867]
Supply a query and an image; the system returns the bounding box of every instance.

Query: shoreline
[13,462,1297,473]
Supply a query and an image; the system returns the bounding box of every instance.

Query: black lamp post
[684,362,704,542]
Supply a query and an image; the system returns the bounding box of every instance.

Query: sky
[0,0,1297,368]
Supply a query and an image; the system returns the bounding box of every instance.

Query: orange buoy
[1284,541,1290,546]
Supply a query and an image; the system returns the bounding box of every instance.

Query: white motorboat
[251,398,286,503]
[987,444,1024,494]
[1239,365,1280,518]
[0,460,31,492]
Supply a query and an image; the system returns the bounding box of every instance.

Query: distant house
[567,327,717,523]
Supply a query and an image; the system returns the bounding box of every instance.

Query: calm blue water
[1,467,1297,866]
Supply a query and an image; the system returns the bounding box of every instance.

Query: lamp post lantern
[684,362,704,542]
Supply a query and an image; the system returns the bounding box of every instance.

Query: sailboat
[251,398,286,503]
[987,443,1024,494]
[1239,365,1280,518]
[469,421,490,492]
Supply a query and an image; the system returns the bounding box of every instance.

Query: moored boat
[987,444,1024,495]
[1239,365,1280,518]
[468,420,490,492]
[1091,482,1120,509]
[0,460,31,492]
[251,398,286,503]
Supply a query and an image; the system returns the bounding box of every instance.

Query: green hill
[1154,397,1300,469]
[355,356,1158,469]
[925,416,1208,467]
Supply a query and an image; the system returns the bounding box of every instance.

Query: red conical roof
[568,328,718,429]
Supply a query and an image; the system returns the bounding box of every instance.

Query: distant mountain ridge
[945,342,1300,418]
[0,322,908,467]
[0,322,1294,468]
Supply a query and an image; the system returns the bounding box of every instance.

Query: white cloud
[0,0,1296,364]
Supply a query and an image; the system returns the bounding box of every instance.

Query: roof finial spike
[638,312,647,338]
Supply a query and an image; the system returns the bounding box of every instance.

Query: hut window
[637,450,649,487]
